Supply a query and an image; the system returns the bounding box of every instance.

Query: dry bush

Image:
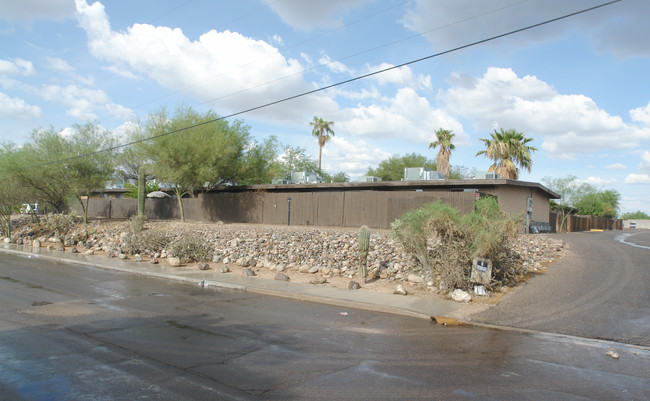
[167,235,212,263]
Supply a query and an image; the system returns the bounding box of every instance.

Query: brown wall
[76,189,480,229]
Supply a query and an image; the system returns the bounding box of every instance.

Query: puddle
[616,234,650,250]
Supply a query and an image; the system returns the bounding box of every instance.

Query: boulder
[309,277,327,285]
[198,262,210,271]
[242,268,256,276]
[274,273,290,281]
[407,273,425,284]
[167,257,182,267]
[393,284,407,295]
[348,281,360,290]
[450,289,472,303]
[218,265,230,273]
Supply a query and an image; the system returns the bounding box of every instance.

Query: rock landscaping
[3,216,566,301]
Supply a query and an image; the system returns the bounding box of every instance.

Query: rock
[32,239,41,248]
[450,289,472,303]
[57,247,65,252]
[212,254,223,263]
[308,266,319,274]
[298,264,311,273]
[84,249,94,255]
[135,255,143,262]
[219,265,230,273]
[3,237,10,243]
[222,257,230,264]
[150,258,159,264]
[309,277,327,285]
[242,268,256,276]
[118,253,127,260]
[70,247,79,254]
[274,273,290,281]
[275,263,286,272]
[606,351,620,360]
[167,257,182,267]
[348,281,361,290]
[154,252,161,259]
[198,262,210,271]
[407,273,425,284]
[393,284,407,295]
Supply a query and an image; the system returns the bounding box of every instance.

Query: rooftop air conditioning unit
[474,172,501,179]
[357,176,382,182]
[404,167,445,181]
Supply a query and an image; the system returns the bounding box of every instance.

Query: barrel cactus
[358,225,370,283]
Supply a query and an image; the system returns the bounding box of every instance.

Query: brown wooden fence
[550,212,622,233]
[77,190,478,229]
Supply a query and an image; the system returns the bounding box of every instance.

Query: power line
[9,0,622,171]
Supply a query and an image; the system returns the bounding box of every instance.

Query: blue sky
[1,0,649,214]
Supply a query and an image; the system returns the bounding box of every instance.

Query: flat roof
[209,179,561,199]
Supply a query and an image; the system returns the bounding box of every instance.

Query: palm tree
[309,116,335,171]
[428,128,455,178]
[476,128,538,179]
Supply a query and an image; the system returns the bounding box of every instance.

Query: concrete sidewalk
[0,243,464,320]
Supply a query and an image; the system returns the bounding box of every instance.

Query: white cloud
[74,0,336,123]
[402,0,650,58]
[319,54,353,75]
[639,151,650,172]
[624,173,650,184]
[46,57,74,72]
[0,58,34,76]
[260,0,371,30]
[439,67,650,157]
[39,83,134,121]
[338,87,468,145]
[630,101,650,126]
[606,163,626,170]
[580,176,617,186]
[0,91,41,120]
[321,136,391,177]
[362,63,431,90]
[0,0,74,21]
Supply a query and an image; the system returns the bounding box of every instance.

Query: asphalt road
[470,230,650,346]
[1,252,648,400]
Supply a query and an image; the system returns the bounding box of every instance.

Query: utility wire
[12,0,621,171]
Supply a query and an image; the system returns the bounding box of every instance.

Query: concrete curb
[0,244,452,319]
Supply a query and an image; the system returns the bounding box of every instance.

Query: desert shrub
[391,198,521,291]
[129,214,147,233]
[167,235,212,263]
[43,213,75,240]
[124,229,170,256]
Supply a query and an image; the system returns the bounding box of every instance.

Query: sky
[1,0,649,214]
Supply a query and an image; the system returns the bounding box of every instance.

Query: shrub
[43,213,75,240]
[129,214,147,234]
[391,198,520,291]
[124,229,170,256]
[167,235,212,263]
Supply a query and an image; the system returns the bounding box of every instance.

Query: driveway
[468,230,650,346]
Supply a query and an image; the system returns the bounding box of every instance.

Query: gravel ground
[5,216,567,302]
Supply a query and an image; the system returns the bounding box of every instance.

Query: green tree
[66,122,117,223]
[309,116,335,171]
[429,128,455,178]
[0,143,30,237]
[574,189,620,218]
[3,128,71,212]
[237,136,281,185]
[476,128,538,179]
[621,210,650,219]
[366,153,436,181]
[144,105,250,222]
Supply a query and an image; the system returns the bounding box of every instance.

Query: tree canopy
[543,175,621,218]
[429,128,455,178]
[476,128,537,179]
[309,116,335,171]
[142,106,250,221]
[621,210,650,219]
[366,153,437,181]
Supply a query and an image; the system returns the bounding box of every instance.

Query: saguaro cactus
[358,225,370,283]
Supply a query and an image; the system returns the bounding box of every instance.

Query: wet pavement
[1,253,648,400]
